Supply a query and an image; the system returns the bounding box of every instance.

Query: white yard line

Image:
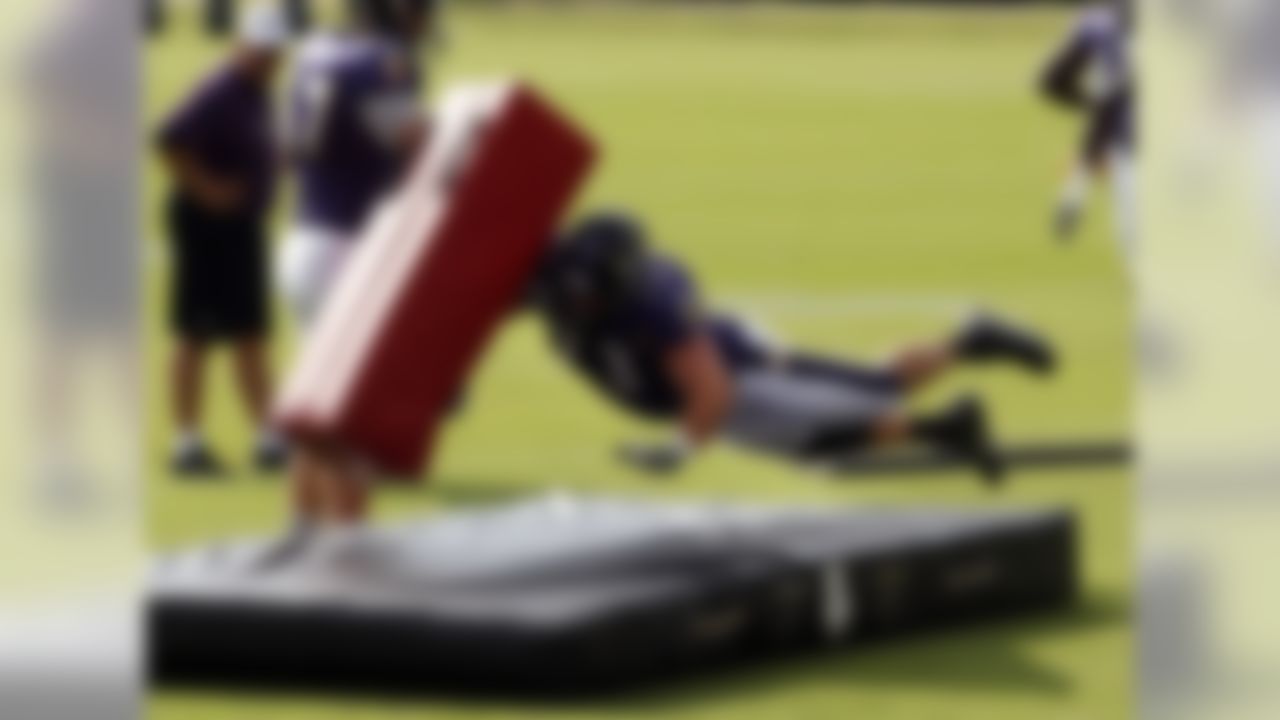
[719,291,977,319]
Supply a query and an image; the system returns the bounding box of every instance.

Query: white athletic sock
[1060,164,1092,213]
[1108,149,1140,273]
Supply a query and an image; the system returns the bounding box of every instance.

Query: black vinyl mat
[151,496,1077,697]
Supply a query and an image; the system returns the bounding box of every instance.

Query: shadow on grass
[375,475,546,507]
[632,595,1129,710]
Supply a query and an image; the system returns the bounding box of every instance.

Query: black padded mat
[150,496,1077,696]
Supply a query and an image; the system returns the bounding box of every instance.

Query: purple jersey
[158,63,276,217]
[1071,6,1131,94]
[549,256,766,418]
[288,33,422,233]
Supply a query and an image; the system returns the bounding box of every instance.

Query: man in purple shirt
[157,5,289,477]
[277,0,436,328]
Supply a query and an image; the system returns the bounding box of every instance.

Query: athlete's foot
[955,313,1057,375]
[171,444,227,479]
[254,439,289,474]
[932,395,1006,486]
[1053,200,1085,242]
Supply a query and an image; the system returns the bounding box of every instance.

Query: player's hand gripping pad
[276,82,596,476]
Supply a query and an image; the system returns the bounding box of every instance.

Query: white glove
[617,434,694,476]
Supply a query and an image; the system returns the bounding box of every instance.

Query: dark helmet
[532,210,650,320]
[347,0,437,41]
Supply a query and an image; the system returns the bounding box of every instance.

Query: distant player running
[532,212,1058,483]
[1040,0,1136,265]
[278,0,437,327]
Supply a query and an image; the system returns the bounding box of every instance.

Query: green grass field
[146,3,1132,718]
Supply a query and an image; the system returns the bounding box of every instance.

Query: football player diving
[256,207,1058,571]
[531,211,1059,484]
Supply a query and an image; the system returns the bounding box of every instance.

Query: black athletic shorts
[1082,91,1134,167]
[167,195,269,341]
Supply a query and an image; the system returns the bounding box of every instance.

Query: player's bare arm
[666,331,734,447]
[617,330,734,475]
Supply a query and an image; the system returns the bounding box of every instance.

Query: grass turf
[145,4,1131,718]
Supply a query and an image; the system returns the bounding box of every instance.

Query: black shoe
[254,441,289,474]
[933,396,1006,486]
[172,445,227,478]
[955,314,1057,375]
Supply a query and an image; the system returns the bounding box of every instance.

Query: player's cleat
[253,440,289,474]
[933,396,1006,486]
[1053,200,1086,242]
[171,444,228,479]
[955,314,1057,375]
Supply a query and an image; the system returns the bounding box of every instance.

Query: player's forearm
[161,149,231,202]
[678,371,732,448]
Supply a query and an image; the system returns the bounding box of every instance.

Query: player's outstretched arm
[618,333,732,475]
[667,332,733,446]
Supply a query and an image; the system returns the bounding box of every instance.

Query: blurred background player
[1040,0,1136,266]
[532,212,1058,483]
[25,0,139,506]
[277,0,436,327]
[156,3,289,477]
[265,0,438,566]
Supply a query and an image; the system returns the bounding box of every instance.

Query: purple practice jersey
[548,255,768,419]
[158,63,276,217]
[1042,4,1135,160]
[288,32,423,234]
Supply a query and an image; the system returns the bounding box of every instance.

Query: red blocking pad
[276,81,597,476]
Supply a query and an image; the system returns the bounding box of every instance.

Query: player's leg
[721,366,1004,482]
[231,337,286,471]
[801,396,1004,482]
[317,451,372,525]
[170,337,223,476]
[247,445,326,571]
[1055,160,1096,241]
[1108,145,1139,270]
[252,443,373,572]
[168,197,232,476]
[288,443,377,570]
[787,313,1055,399]
[1055,106,1113,242]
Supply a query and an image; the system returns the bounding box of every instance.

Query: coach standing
[156,4,288,477]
